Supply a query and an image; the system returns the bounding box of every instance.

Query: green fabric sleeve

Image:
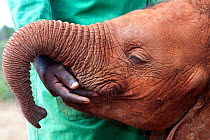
[7,0,52,30]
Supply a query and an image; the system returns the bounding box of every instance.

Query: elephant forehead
[109,1,207,61]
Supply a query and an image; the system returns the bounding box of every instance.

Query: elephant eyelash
[126,47,149,65]
[128,54,148,65]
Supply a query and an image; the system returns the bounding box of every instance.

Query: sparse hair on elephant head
[2,0,210,139]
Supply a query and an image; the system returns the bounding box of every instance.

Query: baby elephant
[2,0,209,139]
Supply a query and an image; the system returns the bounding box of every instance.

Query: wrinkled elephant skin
[2,0,210,139]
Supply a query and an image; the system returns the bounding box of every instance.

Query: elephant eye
[128,54,147,65]
[126,47,150,66]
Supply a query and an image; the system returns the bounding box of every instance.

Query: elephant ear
[166,94,210,140]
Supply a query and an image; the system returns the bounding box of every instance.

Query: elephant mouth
[89,80,150,100]
[92,81,123,97]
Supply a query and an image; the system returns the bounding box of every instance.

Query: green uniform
[8,0,159,139]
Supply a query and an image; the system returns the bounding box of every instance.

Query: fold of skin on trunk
[2,20,111,128]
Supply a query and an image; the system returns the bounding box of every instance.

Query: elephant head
[2,0,210,139]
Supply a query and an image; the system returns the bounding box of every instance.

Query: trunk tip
[26,105,47,128]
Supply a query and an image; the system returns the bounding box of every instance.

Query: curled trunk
[2,20,109,128]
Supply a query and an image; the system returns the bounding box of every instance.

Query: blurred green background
[0,26,15,101]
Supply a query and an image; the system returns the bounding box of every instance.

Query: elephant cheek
[64,96,160,129]
[186,67,208,91]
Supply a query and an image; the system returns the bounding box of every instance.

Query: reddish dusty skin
[166,95,210,140]
[2,0,210,139]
